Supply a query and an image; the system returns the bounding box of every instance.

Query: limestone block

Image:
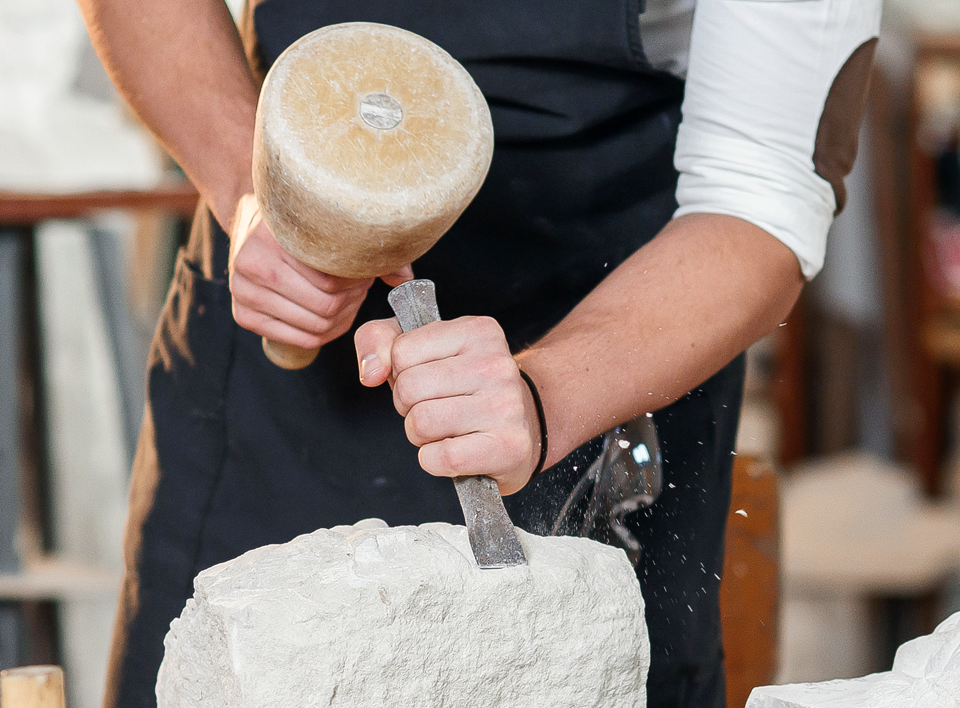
[747,611,960,707]
[157,520,648,708]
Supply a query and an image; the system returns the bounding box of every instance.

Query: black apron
[105,3,744,707]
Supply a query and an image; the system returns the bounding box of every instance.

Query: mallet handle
[262,338,320,369]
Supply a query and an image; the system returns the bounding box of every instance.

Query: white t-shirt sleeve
[673,0,882,279]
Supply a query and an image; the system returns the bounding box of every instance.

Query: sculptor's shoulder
[674,0,882,281]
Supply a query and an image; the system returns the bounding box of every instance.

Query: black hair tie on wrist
[518,369,549,479]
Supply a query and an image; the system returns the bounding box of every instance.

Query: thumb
[227,193,263,271]
[380,264,414,288]
[355,318,403,387]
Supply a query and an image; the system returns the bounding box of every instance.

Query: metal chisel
[388,279,527,568]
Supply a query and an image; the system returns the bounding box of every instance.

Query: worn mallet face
[253,22,495,280]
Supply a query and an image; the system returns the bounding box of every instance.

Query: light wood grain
[0,666,65,708]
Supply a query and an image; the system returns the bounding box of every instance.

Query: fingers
[285,254,375,296]
[380,264,414,288]
[354,315,499,390]
[364,316,540,495]
[228,195,376,349]
[402,387,523,447]
[399,359,537,496]
[391,340,515,416]
[419,433,535,497]
[354,318,402,386]
[389,316,507,372]
[233,285,367,348]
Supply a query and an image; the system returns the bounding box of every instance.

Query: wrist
[211,175,255,234]
[518,368,548,480]
[197,128,256,231]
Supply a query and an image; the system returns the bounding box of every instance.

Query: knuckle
[437,442,468,475]
[353,321,374,348]
[259,262,282,287]
[354,320,394,355]
[494,357,520,385]
[500,396,526,426]
[232,248,257,275]
[392,372,417,410]
[390,337,413,373]
[310,313,333,335]
[245,261,277,288]
[314,293,346,319]
[231,247,254,272]
[404,406,426,440]
[301,332,325,349]
[232,306,257,330]
[472,316,504,341]
[477,355,516,387]
[229,275,252,302]
[510,428,534,462]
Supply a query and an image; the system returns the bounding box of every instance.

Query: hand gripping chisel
[388,279,527,568]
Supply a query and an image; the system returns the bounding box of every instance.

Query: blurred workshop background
[3,1,960,707]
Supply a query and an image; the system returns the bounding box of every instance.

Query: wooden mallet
[252,22,494,369]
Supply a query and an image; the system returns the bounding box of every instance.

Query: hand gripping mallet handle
[251,23,494,370]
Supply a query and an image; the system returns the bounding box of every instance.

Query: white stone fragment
[157,521,648,708]
[747,611,960,708]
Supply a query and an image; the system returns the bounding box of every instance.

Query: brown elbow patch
[813,37,879,215]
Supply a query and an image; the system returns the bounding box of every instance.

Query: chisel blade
[388,279,527,568]
[453,475,527,568]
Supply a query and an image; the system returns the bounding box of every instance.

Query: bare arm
[79,0,410,348]
[77,0,258,228]
[353,0,876,493]
[355,214,802,493]
[515,213,802,469]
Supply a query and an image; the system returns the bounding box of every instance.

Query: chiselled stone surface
[747,611,960,707]
[157,520,648,708]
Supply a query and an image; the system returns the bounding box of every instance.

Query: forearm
[515,213,803,467]
[77,0,259,228]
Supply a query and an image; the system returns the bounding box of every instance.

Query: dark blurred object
[936,147,960,214]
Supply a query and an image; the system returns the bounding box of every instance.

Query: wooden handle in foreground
[262,337,320,370]
[0,666,65,708]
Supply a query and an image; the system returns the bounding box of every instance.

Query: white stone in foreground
[747,611,960,708]
[157,520,648,708]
